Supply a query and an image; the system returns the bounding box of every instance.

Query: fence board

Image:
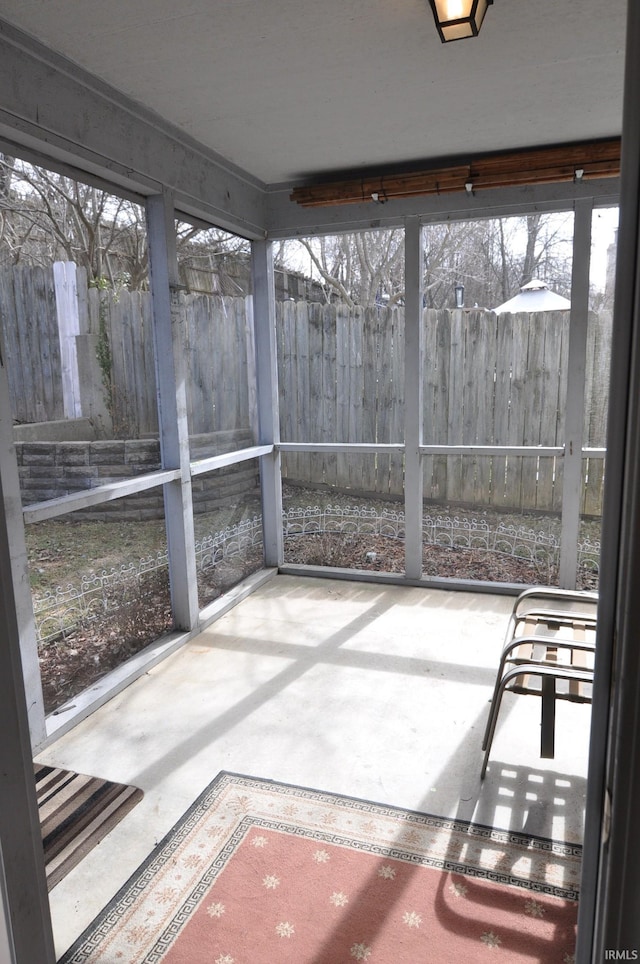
[336,303,351,488]
[236,296,251,435]
[446,309,464,502]
[422,307,437,500]
[296,301,313,484]
[492,311,514,507]
[582,310,610,516]
[222,297,242,432]
[551,312,570,514]
[308,301,325,483]
[186,294,205,435]
[389,307,404,496]
[504,313,530,509]
[108,291,133,436]
[350,307,368,490]
[461,309,495,506]
[39,267,64,419]
[430,309,451,501]
[121,293,141,435]
[19,267,43,420]
[375,306,391,494]
[0,269,21,420]
[321,305,338,486]
[534,312,564,509]
[585,310,612,447]
[278,300,298,479]
[131,292,155,435]
[361,307,378,492]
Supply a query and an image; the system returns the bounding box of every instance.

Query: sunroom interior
[1,0,639,961]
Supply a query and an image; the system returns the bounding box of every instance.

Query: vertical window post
[251,239,283,567]
[0,464,55,961]
[404,217,424,579]
[559,197,593,587]
[146,191,199,629]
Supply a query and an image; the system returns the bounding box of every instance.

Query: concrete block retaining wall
[16,430,260,520]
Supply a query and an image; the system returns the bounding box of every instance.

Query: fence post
[53,261,82,418]
[404,217,424,579]
[559,198,593,587]
[146,191,199,629]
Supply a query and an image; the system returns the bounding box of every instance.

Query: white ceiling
[0,0,628,186]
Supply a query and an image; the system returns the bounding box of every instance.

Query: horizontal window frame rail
[277,442,404,454]
[267,179,619,238]
[20,440,607,526]
[419,444,568,456]
[279,563,523,596]
[22,469,181,524]
[419,444,564,456]
[190,444,273,476]
[278,442,608,457]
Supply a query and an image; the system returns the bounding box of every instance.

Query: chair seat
[502,663,593,703]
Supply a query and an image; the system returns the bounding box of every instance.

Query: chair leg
[540,675,556,758]
[481,678,509,779]
[481,650,515,751]
[481,690,499,752]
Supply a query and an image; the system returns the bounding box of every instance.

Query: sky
[590,206,619,291]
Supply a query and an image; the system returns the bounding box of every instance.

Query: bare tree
[0,157,255,294]
[293,230,405,308]
[282,215,574,310]
[175,222,250,296]
[1,156,575,307]
[0,156,152,287]
[424,214,574,309]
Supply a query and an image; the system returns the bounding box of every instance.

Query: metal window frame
[271,203,601,591]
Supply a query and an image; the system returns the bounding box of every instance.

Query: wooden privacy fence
[277,301,611,516]
[0,265,64,423]
[0,264,255,439]
[0,264,611,515]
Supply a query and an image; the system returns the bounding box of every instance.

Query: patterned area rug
[60,772,580,963]
[35,764,144,890]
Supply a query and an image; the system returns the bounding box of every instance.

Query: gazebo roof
[494,280,571,314]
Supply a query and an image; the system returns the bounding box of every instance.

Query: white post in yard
[53,261,83,419]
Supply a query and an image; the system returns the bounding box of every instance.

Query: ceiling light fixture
[428,0,493,43]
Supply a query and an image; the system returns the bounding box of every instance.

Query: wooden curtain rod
[290,139,621,207]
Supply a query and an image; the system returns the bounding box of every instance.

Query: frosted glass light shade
[429,0,492,43]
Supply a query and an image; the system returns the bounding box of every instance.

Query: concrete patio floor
[36,574,592,959]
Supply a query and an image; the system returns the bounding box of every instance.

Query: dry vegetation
[27,487,599,714]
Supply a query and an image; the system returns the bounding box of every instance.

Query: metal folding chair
[481,587,597,779]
